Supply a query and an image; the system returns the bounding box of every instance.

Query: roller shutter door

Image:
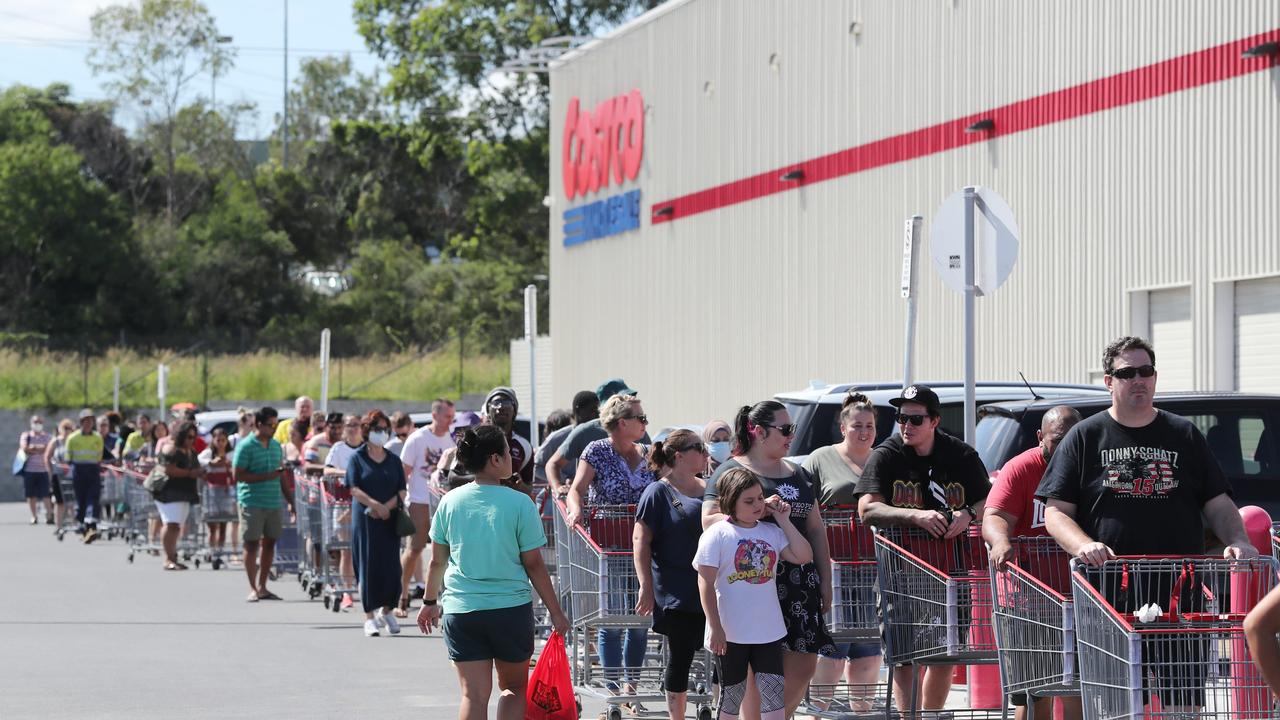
[1235,277,1280,392]
[1149,288,1193,390]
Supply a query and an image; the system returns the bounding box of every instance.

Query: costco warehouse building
[542,1,1280,427]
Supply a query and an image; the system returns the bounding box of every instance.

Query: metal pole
[963,187,977,446]
[112,366,121,413]
[319,328,331,415]
[901,215,922,388]
[281,0,289,170]
[157,363,167,425]
[524,284,539,448]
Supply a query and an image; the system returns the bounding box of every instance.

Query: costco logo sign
[561,89,644,247]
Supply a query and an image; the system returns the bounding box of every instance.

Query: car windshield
[976,414,1024,472]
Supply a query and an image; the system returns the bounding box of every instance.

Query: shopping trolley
[874,524,1004,717]
[802,506,887,718]
[295,471,324,599]
[1071,556,1279,720]
[99,464,128,539]
[319,477,356,612]
[198,478,238,570]
[991,536,1077,716]
[1270,522,1280,564]
[559,500,713,720]
[125,473,161,562]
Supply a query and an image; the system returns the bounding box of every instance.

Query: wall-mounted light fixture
[1242,41,1280,59]
[965,118,995,133]
[780,169,805,182]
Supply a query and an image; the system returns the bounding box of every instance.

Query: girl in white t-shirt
[694,467,813,720]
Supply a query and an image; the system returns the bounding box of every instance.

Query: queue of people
[19,335,1280,720]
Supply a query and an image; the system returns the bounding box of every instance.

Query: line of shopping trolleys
[546,498,1280,720]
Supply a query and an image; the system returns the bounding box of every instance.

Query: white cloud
[0,0,100,42]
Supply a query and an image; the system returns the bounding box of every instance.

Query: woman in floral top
[565,393,655,701]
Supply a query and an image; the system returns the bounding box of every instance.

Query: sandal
[257,590,283,601]
[164,562,185,571]
[393,596,410,618]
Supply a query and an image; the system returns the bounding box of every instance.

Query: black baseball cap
[889,384,941,416]
[595,378,636,403]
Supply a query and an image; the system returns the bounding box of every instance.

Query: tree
[274,54,384,161]
[88,0,235,223]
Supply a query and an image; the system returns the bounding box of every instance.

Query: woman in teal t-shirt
[417,425,569,719]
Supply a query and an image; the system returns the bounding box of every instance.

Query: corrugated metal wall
[548,0,1280,428]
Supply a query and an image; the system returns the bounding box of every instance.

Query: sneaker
[83,528,100,544]
[379,610,401,635]
[340,593,354,611]
[373,613,387,629]
[363,619,380,637]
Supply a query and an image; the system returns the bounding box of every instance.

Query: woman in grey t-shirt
[802,392,882,708]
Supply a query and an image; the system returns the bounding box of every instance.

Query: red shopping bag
[526,631,575,720]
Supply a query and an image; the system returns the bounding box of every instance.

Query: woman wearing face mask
[19,416,53,525]
[347,409,407,637]
[702,400,835,720]
[802,392,882,708]
[702,420,733,475]
[633,429,708,720]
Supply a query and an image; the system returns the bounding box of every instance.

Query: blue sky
[0,0,383,138]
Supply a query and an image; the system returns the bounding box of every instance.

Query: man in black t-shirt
[1036,337,1257,714]
[1036,336,1255,563]
[854,384,990,713]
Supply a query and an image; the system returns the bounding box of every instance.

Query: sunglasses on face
[896,413,928,427]
[624,414,649,425]
[761,423,795,437]
[679,442,706,454]
[1109,364,1156,380]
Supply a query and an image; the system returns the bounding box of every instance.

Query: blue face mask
[707,441,732,463]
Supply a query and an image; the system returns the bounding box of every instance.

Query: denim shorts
[442,603,534,663]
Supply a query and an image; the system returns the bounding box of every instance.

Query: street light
[210,34,233,110]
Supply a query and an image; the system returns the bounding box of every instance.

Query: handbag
[525,631,575,720]
[394,505,416,537]
[11,449,26,477]
[143,465,169,495]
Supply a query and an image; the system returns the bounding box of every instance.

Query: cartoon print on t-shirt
[727,538,777,584]
[1100,446,1179,496]
[776,483,800,501]
[892,480,924,508]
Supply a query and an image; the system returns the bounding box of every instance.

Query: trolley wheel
[193,558,201,569]
[607,707,622,720]
[308,586,321,600]
[696,705,712,720]
[331,599,341,613]
[57,530,65,541]
[323,596,331,610]
[212,558,222,570]
[127,552,134,563]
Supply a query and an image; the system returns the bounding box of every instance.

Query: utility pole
[281,0,289,169]
[211,35,233,109]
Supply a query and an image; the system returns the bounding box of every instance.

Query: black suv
[976,392,1280,518]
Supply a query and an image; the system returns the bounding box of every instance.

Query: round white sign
[930,186,1019,296]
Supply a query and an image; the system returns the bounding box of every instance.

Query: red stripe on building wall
[649,29,1280,225]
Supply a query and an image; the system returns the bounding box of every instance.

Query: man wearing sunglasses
[1038,336,1255,565]
[854,384,990,713]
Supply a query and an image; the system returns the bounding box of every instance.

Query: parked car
[195,409,297,439]
[776,380,1110,463]
[975,392,1280,518]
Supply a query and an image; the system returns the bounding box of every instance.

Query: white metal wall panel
[1235,277,1280,392]
[509,337,554,421]
[1148,288,1193,390]
[549,1,1280,428]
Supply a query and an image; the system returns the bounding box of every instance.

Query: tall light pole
[282,0,289,169]
[210,34,233,110]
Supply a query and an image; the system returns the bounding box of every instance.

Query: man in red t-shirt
[982,404,1082,720]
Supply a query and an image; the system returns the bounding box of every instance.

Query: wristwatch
[424,598,438,606]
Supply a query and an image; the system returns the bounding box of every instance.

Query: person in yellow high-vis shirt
[65,409,105,543]
[273,396,313,445]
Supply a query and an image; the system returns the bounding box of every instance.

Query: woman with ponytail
[418,425,570,719]
[701,400,835,718]
[633,429,708,719]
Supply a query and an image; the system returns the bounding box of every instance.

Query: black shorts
[442,602,534,663]
[718,639,785,687]
[21,471,50,498]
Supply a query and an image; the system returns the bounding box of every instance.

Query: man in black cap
[482,386,535,492]
[535,390,599,492]
[854,384,990,713]
[543,378,650,492]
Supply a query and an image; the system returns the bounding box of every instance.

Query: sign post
[319,328,331,415]
[112,366,121,413]
[157,363,168,423]
[930,186,1020,445]
[524,284,539,448]
[901,215,923,388]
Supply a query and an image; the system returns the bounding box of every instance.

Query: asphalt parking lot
[0,501,609,719]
